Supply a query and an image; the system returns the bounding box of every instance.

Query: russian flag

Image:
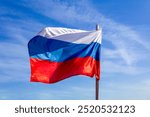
[28,27,102,84]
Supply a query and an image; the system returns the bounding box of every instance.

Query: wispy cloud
[0,6,46,82]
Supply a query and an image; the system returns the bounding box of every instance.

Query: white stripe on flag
[37,27,102,44]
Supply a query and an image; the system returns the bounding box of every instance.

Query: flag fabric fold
[28,27,102,84]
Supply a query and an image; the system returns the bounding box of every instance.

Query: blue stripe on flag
[28,36,101,62]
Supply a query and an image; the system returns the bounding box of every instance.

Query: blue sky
[0,0,150,100]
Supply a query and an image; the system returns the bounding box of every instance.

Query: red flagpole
[96,24,100,100]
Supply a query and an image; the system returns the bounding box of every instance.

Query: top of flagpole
[96,24,100,31]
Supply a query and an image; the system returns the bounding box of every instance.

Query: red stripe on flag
[30,57,100,84]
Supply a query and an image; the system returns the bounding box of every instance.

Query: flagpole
[96,24,99,100]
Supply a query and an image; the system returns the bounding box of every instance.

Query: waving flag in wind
[28,27,102,84]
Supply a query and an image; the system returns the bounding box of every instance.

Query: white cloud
[101,60,150,75]
[0,15,46,82]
